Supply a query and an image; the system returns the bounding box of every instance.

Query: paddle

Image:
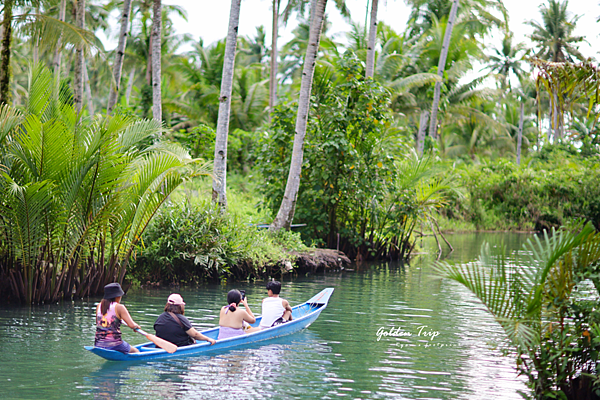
[134,328,178,353]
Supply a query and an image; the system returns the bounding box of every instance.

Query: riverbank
[0,233,530,400]
[129,193,353,286]
[137,248,352,288]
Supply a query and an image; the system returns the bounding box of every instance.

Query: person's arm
[116,304,141,331]
[282,299,293,313]
[241,298,256,324]
[282,299,293,320]
[186,327,216,345]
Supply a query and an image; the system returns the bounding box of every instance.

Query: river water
[0,233,532,399]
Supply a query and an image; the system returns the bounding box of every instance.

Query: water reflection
[0,233,533,399]
[85,332,338,399]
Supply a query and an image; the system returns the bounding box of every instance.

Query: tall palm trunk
[269,0,280,121]
[151,0,162,121]
[84,61,95,115]
[107,0,133,115]
[0,0,14,105]
[428,0,459,139]
[125,68,135,105]
[417,110,429,156]
[212,0,242,208]
[74,0,85,113]
[365,0,378,78]
[552,87,562,142]
[517,102,524,165]
[270,0,327,231]
[53,0,67,75]
[33,6,40,65]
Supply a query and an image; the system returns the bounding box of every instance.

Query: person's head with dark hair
[227,289,242,312]
[100,282,125,315]
[164,293,185,314]
[266,281,281,295]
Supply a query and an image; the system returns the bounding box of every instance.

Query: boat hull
[85,288,334,362]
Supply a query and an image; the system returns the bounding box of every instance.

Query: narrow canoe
[85,287,334,361]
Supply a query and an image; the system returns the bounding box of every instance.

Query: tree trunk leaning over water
[74,0,85,114]
[107,0,133,115]
[52,0,67,75]
[269,0,280,122]
[151,0,162,121]
[212,0,242,209]
[428,0,459,139]
[0,0,14,105]
[365,0,378,78]
[516,102,524,165]
[270,0,328,231]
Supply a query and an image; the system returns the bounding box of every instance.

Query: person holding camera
[246,281,293,334]
[218,289,256,340]
[260,281,293,329]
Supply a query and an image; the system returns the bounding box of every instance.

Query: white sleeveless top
[260,297,286,328]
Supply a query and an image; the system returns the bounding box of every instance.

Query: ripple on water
[0,233,531,399]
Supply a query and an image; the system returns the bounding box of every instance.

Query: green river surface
[0,233,533,399]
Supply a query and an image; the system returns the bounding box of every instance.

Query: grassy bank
[130,146,600,286]
[129,175,349,286]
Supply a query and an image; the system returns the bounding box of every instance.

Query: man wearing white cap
[154,294,216,347]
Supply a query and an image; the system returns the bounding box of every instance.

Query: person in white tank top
[248,281,293,332]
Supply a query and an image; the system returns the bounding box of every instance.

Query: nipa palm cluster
[0,67,208,304]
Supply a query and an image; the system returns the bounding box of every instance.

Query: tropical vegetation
[436,222,600,399]
[0,0,598,296]
[0,66,208,304]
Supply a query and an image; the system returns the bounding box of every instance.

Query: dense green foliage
[0,67,206,303]
[439,146,600,232]
[437,223,600,399]
[257,53,455,259]
[130,198,307,284]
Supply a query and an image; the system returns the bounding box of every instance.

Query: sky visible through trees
[134,0,598,57]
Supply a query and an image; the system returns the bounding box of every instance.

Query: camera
[240,290,246,300]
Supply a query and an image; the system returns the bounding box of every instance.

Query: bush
[437,146,600,231]
[130,200,307,284]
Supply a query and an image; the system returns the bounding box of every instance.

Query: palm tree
[271,0,349,117]
[485,32,527,91]
[435,223,600,398]
[365,0,378,78]
[270,0,328,230]
[428,0,460,139]
[52,0,67,74]
[0,0,103,107]
[0,0,15,104]
[279,16,339,85]
[212,0,242,208]
[527,0,585,62]
[151,0,161,120]
[269,0,280,120]
[406,0,502,39]
[107,0,133,114]
[0,66,208,304]
[74,0,86,113]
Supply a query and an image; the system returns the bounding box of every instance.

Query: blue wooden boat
[85,288,334,361]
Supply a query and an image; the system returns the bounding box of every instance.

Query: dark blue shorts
[272,317,287,327]
[104,341,132,354]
